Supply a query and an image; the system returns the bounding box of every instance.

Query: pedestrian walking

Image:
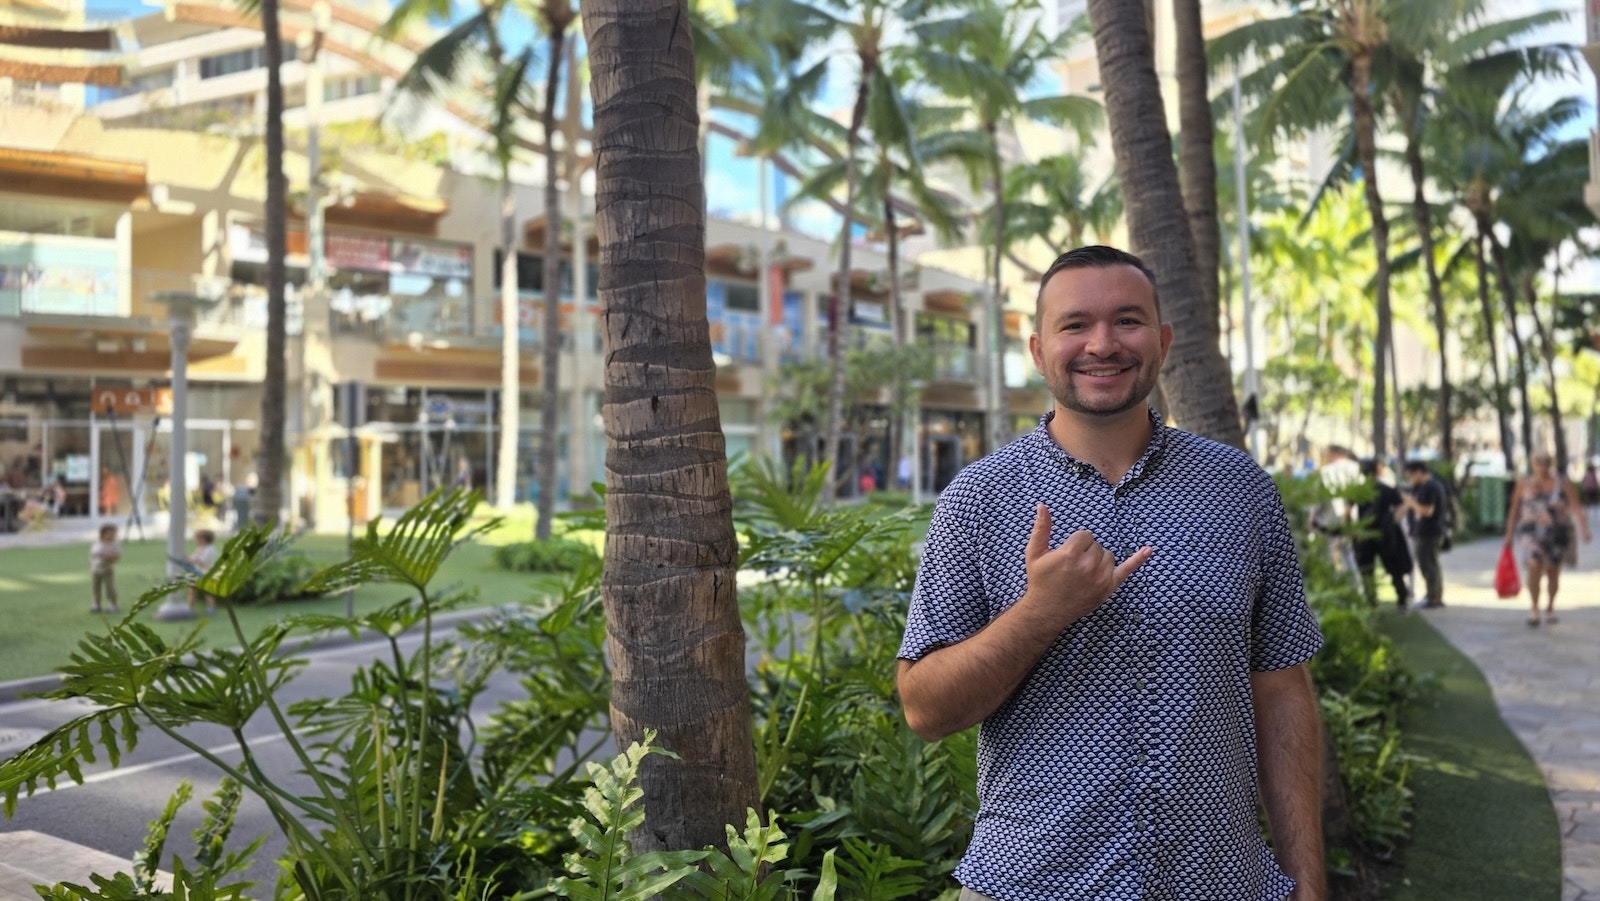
[896,245,1326,901]
[1400,461,1448,609]
[1354,458,1412,612]
[1504,453,1592,627]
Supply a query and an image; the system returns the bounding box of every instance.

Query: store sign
[91,387,169,414]
[228,223,309,264]
[393,239,471,278]
[326,233,390,272]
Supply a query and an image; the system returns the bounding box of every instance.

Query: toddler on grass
[89,524,121,614]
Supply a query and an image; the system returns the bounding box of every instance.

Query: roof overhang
[0,147,146,202]
[0,59,121,85]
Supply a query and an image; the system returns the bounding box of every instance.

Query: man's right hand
[1017,504,1152,632]
[898,503,1153,742]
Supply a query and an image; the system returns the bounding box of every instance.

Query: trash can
[232,489,252,528]
[1477,476,1507,531]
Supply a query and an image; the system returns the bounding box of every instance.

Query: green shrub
[1277,472,1422,865]
[231,552,324,605]
[494,537,600,573]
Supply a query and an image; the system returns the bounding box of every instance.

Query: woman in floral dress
[1503,453,1592,626]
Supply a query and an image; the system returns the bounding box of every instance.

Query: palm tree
[533,1,576,540]
[254,0,288,525]
[579,0,760,852]
[1386,9,1567,469]
[1212,0,1488,462]
[916,0,1099,450]
[1084,0,1243,447]
[384,0,574,529]
[1499,136,1592,473]
[1433,78,1585,469]
[1173,0,1221,332]
[739,0,962,490]
[383,5,538,514]
[787,62,977,484]
[995,152,1121,269]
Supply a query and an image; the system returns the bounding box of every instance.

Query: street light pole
[1233,70,1260,462]
[153,292,211,620]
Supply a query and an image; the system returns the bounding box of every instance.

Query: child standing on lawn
[89,524,121,613]
[186,529,219,615]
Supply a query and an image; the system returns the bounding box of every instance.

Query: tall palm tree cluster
[246,0,1599,521]
[361,0,1118,495]
[1214,0,1596,475]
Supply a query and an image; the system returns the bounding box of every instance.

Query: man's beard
[1045,355,1159,418]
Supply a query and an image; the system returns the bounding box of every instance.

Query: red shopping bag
[1494,544,1521,599]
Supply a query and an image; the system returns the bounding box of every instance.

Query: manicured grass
[0,531,568,684]
[1378,611,1562,900]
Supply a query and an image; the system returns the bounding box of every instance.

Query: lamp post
[153,291,216,620]
[1232,69,1260,461]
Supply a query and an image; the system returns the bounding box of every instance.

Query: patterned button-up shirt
[899,410,1324,901]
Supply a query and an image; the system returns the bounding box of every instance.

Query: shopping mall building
[0,0,1048,532]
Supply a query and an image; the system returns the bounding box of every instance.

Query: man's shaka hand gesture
[1019,503,1152,633]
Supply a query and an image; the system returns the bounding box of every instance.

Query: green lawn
[0,530,568,684]
[1378,611,1562,900]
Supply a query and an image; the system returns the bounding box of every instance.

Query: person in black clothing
[1354,459,1412,611]
[1400,461,1447,608]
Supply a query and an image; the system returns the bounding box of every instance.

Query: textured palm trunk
[1404,124,1453,467]
[823,68,872,496]
[1172,0,1220,330]
[536,22,567,540]
[1350,53,1392,463]
[1085,0,1242,448]
[1485,228,1535,462]
[1473,232,1517,473]
[256,0,287,525]
[497,179,519,510]
[1523,273,1569,472]
[582,0,759,851]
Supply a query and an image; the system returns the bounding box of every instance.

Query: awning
[0,147,146,201]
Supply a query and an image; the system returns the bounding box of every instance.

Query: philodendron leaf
[302,488,499,594]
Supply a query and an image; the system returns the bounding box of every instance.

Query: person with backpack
[1400,461,1449,609]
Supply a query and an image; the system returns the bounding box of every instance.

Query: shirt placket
[1113,479,1162,883]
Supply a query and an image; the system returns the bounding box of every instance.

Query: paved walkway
[1424,533,1600,901]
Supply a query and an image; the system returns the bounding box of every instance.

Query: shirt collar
[1032,406,1170,486]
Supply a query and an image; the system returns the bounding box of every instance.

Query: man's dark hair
[1403,460,1431,476]
[1358,457,1378,478]
[1035,245,1161,321]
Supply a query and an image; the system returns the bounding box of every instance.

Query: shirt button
[1129,612,1143,625]
[1135,819,1148,831]
[1134,678,1146,691]
[1136,750,1148,765]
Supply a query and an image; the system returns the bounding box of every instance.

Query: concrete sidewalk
[1421,534,1600,901]
[0,831,170,899]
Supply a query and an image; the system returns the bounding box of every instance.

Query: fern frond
[550,735,708,900]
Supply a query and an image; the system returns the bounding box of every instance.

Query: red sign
[326,233,391,272]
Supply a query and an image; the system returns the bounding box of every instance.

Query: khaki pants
[92,570,118,608]
[959,890,997,901]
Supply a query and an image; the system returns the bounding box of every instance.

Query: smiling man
[897,245,1327,901]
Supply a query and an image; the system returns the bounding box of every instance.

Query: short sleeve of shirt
[1250,475,1324,672]
[899,479,990,662]
[1418,479,1445,515]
